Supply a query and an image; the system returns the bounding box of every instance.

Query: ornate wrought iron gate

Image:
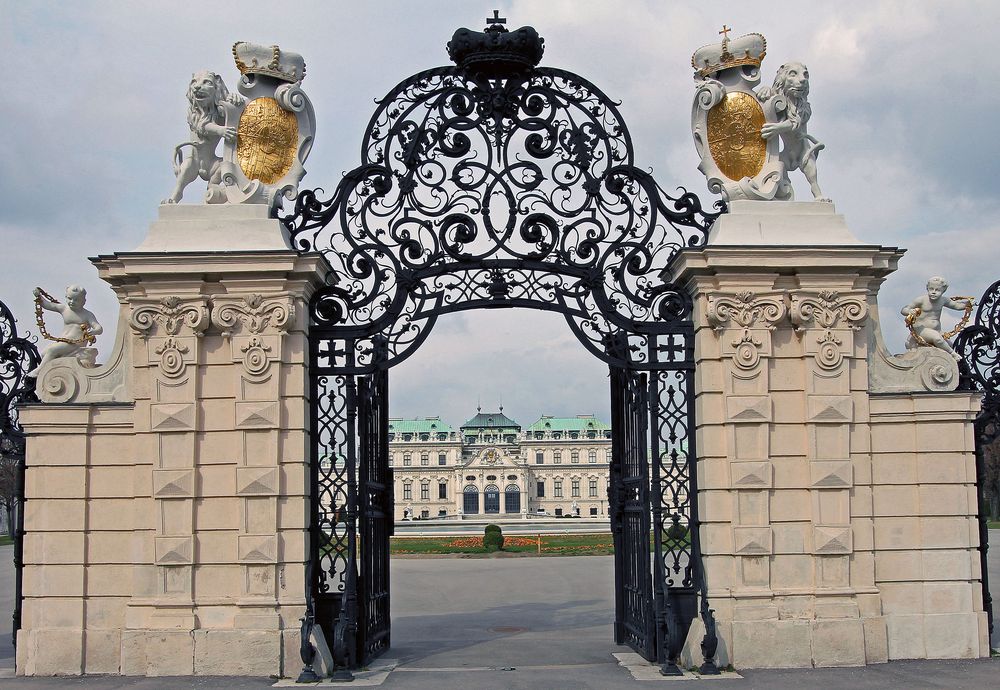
[357,369,392,661]
[0,299,40,662]
[285,13,723,679]
[609,368,655,659]
[955,280,1000,640]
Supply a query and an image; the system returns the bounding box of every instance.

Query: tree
[0,450,19,539]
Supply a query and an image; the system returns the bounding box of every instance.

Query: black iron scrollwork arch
[284,49,720,373]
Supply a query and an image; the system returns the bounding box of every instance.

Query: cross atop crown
[487,10,507,27]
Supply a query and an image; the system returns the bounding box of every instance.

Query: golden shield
[706,92,766,181]
[236,97,298,184]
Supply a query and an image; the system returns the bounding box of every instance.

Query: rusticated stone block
[193,629,281,676]
[811,619,866,667]
[732,619,813,668]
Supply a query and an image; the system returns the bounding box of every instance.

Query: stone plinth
[17,206,328,676]
[669,203,988,668]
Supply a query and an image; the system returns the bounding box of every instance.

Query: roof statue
[163,42,316,211]
[691,26,828,202]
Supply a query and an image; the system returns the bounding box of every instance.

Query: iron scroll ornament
[282,64,722,373]
[0,299,40,656]
[953,278,1000,639]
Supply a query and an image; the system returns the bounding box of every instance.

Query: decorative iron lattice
[954,279,1000,639]
[0,299,40,656]
[285,65,720,374]
[287,16,719,674]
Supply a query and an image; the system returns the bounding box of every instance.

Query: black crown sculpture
[447,12,544,77]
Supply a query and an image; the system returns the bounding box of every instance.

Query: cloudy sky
[2,1,998,429]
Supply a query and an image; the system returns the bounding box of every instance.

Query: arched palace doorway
[283,13,722,678]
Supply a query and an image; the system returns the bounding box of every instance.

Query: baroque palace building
[389,409,612,521]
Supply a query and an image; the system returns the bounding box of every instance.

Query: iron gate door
[357,369,392,663]
[609,367,656,660]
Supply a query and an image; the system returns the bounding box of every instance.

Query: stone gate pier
[672,201,990,668]
[16,206,327,675]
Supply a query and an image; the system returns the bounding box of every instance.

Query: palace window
[438,509,447,517]
[571,479,580,497]
[420,509,429,518]
[554,451,562,464]
[606,448,613,463]
[484,484,500,514]
[387,454,393,467]
[555,507,563,516]
[505,485,520,513]
[403,454,412,466]
[507,474,517,480]
[589,479,598,497]
[403,483,412,500]
[535,451,544,464]
[463,485,479,514]
[536,481,545,498]
[552,432,561,440]
[588,450,597,463]
[570,431,579,439]
[465,475,476,481]
[438,482,447,499]
[486,475,497,481]
[438,452,447,465]
[420,482,429,500]
[403,433,412,441]
[420,453,429,466]
[571,451,579,464]
[590,507,599,516]
[554,480,563,498]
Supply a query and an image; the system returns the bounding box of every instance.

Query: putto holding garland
[691,26,828,202]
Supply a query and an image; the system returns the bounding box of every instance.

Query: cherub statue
[900,277,973,361]
[163,71,244,204]
[758,62,829,202]
[27,286,103,377]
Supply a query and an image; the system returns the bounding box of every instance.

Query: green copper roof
[460,411,521,430]
[527,415,610,432]
[388,417,455,434]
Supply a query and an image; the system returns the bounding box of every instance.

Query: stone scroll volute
[789,290,868,371]
[210,293,295,379]
[129,296,210,382]
[706,291,786,371]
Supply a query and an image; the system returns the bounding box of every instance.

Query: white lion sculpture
[758,62,829,202]
[164,71,244,204]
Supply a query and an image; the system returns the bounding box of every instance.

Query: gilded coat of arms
[691,28,783,202]
[219,42,317,208]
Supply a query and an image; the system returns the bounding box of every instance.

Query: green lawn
[391,533,615,556]
[989,521,1000,530]
[389,532,691,556]
[0,535,13,547]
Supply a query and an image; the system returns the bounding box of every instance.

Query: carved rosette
[706,291,786,371]
[790,290,868,371]
[154,337,190,379]
[240,336,272,376]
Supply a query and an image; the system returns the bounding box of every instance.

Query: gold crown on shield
[691,26,766,78]
[232,41,306,83]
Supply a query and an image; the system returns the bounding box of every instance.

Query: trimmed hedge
[483,525,504,551]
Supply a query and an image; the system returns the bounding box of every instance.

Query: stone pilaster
[17,204,328,677]
[670,202,905,668]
